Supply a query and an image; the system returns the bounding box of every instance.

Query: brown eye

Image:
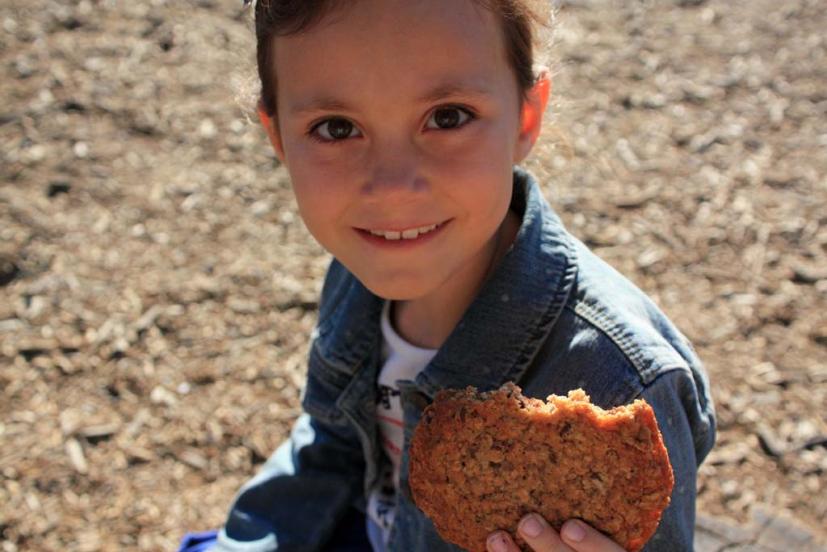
[426,107,472,130]
[315,118,360,141]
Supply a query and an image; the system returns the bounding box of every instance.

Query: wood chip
[178,448,208,471]
[65,438,88,474]
[79,423,120,441]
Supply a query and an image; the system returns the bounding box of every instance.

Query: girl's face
[262,0,548,301]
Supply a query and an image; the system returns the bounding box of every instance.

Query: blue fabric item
[212,167,717,551]
[180,510,372,551]
[178,530,373,552]
[178,530,218,552]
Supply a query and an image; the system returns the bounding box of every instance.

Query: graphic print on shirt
[366,301,439,547]
[378,384,401,410]
[367,462,397,543]
[377,384,404,461]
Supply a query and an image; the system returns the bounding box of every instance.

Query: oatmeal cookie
[408,383,673,552]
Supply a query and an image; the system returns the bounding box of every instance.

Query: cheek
[289,171,345,241]
[293,184,335,224]
[285,145,346,209]
[434,130,515,200]
[433,121,517,174]
[285,141,363,194]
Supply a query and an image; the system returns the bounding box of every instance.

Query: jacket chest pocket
[301,340,360,426]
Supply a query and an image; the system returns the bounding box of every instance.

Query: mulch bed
[1,0,825,549]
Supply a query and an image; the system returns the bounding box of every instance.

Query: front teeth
[370,223,439,241]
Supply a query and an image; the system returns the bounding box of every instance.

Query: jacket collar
[416,166,578,397]
[316,167,578,398]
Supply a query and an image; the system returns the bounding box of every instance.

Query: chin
[356,271,436,301]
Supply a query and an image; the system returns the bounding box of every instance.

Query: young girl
[179,0,715,550]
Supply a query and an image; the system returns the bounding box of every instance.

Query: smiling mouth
[362,221,447,241]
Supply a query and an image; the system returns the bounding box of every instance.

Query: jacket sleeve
[213,260,367,552]
[639,367,716,552]
[213,410,366,552]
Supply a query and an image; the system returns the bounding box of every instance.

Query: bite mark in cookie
[408,383,674,552]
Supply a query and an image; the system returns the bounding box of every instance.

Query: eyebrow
[288,81,495,116]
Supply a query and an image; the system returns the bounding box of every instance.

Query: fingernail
[487,532,509,552]
[562,520,586,542]
[519,514,543,538]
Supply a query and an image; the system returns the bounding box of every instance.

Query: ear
[257,101,286,163]
[514,68,551,163]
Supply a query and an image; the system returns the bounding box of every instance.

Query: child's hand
[486,514,626,552]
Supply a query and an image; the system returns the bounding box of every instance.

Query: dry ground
[1,0,825,550]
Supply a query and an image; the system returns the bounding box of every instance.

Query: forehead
[271,0,514,110]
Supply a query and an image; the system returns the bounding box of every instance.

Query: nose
[361,139,427,199]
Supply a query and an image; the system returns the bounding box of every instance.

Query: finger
[486,530,521,552]
[559,519,626,552]
[517,514,576,552]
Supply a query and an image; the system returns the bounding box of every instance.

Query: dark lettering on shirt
[377,384,400,410]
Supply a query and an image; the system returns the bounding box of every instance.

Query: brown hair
[251,0,551,117]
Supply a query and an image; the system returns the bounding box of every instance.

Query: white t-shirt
[366,301,438,550]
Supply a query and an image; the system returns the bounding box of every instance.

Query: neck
[391,208,521,349]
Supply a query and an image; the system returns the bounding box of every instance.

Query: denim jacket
[214,167,716,552]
